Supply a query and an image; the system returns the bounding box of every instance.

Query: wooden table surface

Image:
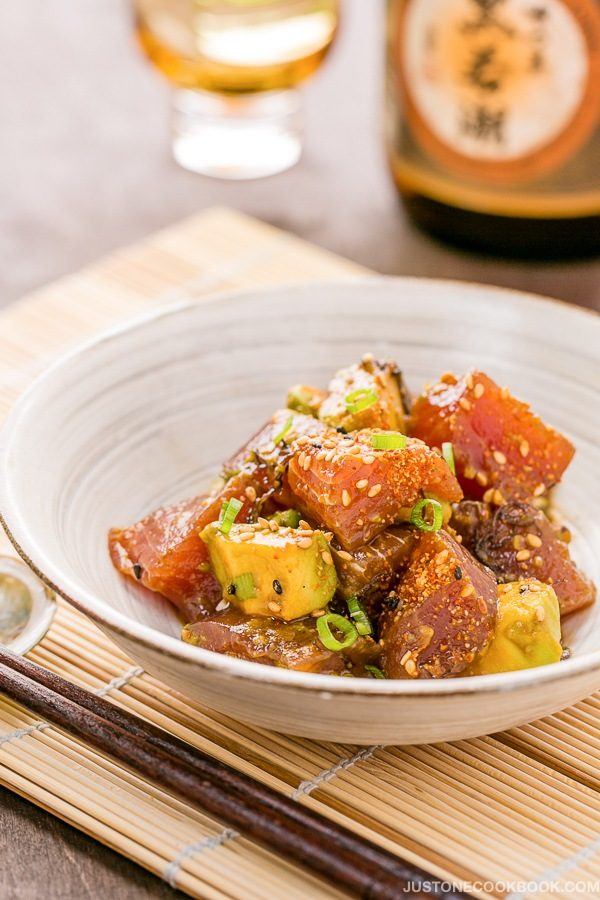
[1,0,598,897]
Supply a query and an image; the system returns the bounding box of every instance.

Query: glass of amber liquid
[134,0,339,178]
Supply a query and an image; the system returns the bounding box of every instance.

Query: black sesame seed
[133,564,143,581]
[385,594,399,610]
[273,579,283,595]
[336,426,347,434]
[227,583,237,595]
[454,566,462,580]
[519,584,529,594]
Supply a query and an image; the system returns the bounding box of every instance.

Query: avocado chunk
[286,384,327,418]
[269,509,301,529]
[200,521,337,621]
[469,580,562,675]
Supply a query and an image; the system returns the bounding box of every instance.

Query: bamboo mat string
[0,208,599,900]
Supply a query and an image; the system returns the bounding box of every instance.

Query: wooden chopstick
[0,649,466,899]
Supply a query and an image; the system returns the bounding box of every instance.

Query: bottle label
[397,0,600,184]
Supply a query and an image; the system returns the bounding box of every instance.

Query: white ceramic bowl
[0,279,599,744]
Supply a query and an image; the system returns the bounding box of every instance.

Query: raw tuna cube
[331,526,416,615]
[108,471,259,618]
[380,529,497,678]
[410,370,574,503]
[109,493,223,622]
[181,608,379,675]
[287,429,462,551]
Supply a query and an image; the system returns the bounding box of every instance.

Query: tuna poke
[109,355,595,679]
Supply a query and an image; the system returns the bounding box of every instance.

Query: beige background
[2,0,598,312]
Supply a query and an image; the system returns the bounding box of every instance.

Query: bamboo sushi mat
[1,207,599,900]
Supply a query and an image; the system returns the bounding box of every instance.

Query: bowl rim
[1,276,598,697]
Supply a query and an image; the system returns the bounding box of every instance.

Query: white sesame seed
[342,490,351,507]
[533,483,546,497]
[244,485,257,501]
[473,383,485,399]
[493,450,507,465]
[362,455,375,465]
[356,479,368,490]
[298,537,313,549]
[405,659,417,676]
[475,471,488,486]
[516,549,531,561]
[459,397,471,411]
[400,651,411,666]
[536,605,546,622]
[337,550,353,561]
[321,550,333,566]
[268,601,281,613]
[526,533,542,548]
[368,484,382,498]
[519,440,530,458]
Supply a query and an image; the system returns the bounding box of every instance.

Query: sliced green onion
[345,387,378,415]
[316,613,358,651]
[442,441,455,474]
[273,414,294,444]
[365,665,386,679]
[233,572,256,600]
[410,498,444,533]
[371,431,407,451]
[346,596,373,636]
[218,497,243,535]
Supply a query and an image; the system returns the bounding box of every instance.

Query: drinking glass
[133,0,340,178]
